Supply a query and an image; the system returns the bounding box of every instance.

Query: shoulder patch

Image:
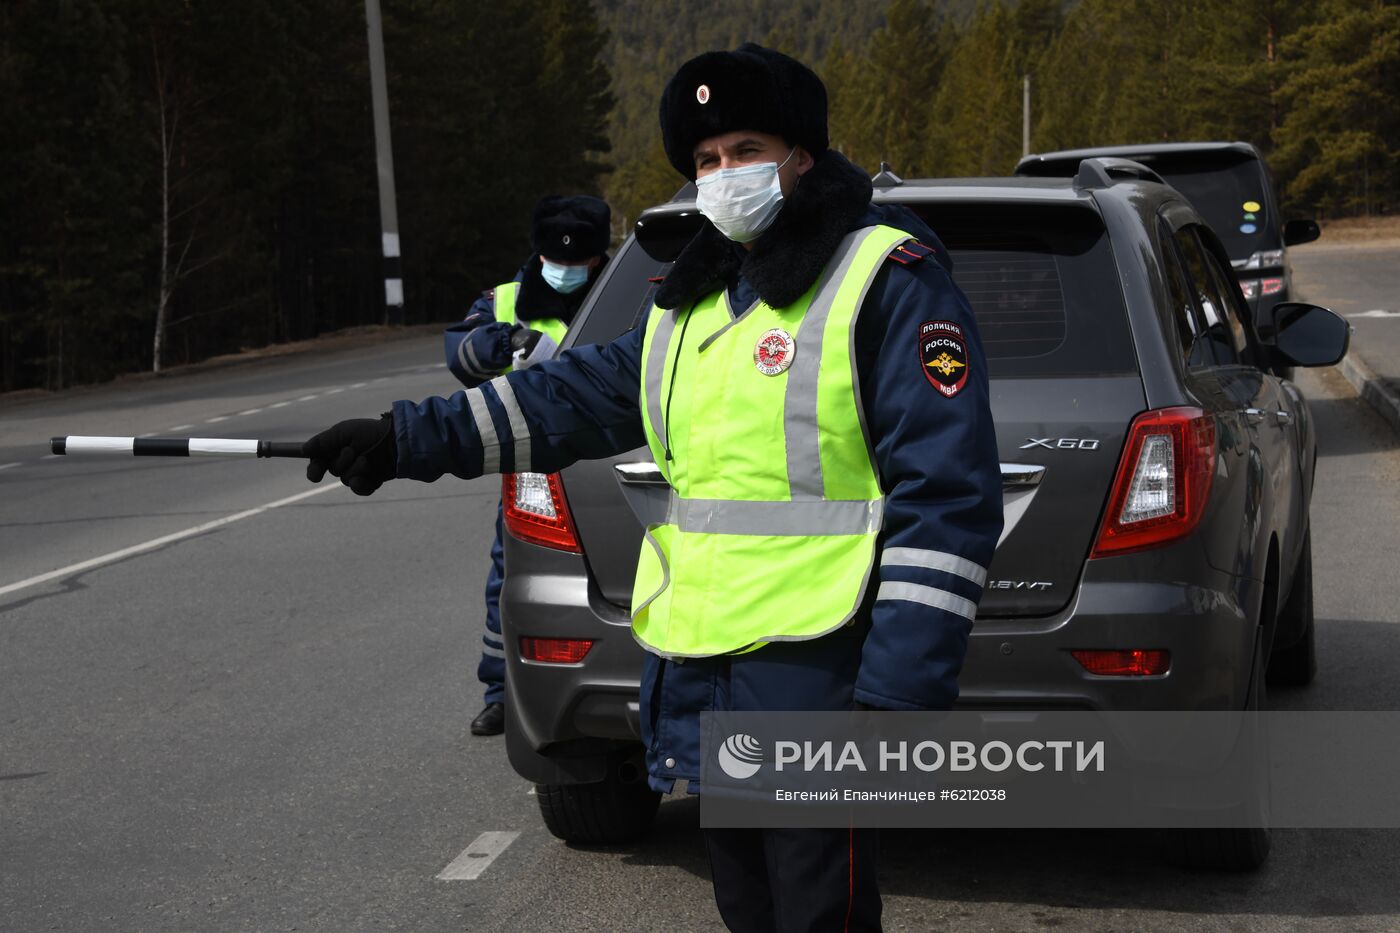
[918,319,969,398]
[886,240,938,266]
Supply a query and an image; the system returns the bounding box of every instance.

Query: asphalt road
[1292,239,1400,394]
[3,283,1400,931]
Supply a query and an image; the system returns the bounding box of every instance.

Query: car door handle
[614,461,668,486]
[1000,463,1045,488]
[1243,408,1267,425]
[1275,410,1294,425]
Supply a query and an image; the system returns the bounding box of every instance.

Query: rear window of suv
[570,201,1137,379]
[1142,155,1279,261]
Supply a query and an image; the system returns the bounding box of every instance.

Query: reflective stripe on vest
[632,224,912,657]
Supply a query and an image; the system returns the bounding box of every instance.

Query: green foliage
[5,0,1397,391]
[1,0,613,391]
[1272,0,1400,215]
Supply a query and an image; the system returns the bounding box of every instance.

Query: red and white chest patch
[754,328,796,376]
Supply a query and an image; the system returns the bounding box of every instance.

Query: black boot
[471,702,505,736]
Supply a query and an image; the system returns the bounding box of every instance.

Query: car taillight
[1260,276,1284,296]
[1071,649,1170,676]
[1239,278,1260,300]
[502,472,582,553]
[1091,407,1215,557]
[520,637,594,664]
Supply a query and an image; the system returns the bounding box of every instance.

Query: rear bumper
[500,536,1261,782]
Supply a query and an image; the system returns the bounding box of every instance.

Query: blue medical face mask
[694,148,796,243]
[541,258,591,294]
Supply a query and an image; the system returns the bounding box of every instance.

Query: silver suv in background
[496,159,1349,869]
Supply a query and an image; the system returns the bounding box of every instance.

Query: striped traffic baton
[51,436,306,459]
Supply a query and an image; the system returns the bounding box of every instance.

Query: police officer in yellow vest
[443,195,610,737]
[305,45,1002,932]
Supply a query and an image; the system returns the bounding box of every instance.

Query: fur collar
[513,254,606,325]
[655,150,874,310]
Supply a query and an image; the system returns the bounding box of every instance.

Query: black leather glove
[509,325,544,355]
[302,413,397,496]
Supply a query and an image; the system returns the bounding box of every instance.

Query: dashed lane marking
[435,832,520,881]
[238,408,264,416]
[269,401,291,409]
[0,462,20,472]
[169,424,193,432]
[296,394,319,402]
[0,484,342,600]
[206,416,229,424]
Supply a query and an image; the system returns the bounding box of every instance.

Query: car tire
[1268,531,1316,687]
[536,753,660,845]
[1161,622,1272,872]
[1162,826,1272,872]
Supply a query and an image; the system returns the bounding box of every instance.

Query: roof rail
[872,161,903,187]
[1074,157,1165,190]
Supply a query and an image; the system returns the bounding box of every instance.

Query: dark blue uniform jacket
[392,169,1002,790]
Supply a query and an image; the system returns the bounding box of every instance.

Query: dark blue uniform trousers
[477,503,506,706]
[644,626,882,933]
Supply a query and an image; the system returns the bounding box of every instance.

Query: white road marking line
[0,462,21,471]
[297,394,318,402]
[0,484,342,600]
[1349,309,1400,318]
[206,416,230,424]
[269,401,291,409]
[169,424,193,432]
[325,387,344,395]
[41,454,61,460]
[435,832,520,881]
[238,408,264,416]
[137,432,156,438]
[350,382,368,389]
[371,377,388,383]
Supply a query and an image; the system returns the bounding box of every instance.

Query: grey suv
[495,158,1349,869]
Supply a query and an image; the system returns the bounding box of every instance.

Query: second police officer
[305,44,1002,933]
[443,195,611,736]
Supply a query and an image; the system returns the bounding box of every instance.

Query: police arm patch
[918,320,969,398]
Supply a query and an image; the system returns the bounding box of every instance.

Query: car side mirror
[635,209,705,262]
[1257,301,1350,368]
[1283,219,1320,247]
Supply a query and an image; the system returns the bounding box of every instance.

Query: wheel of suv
[1162,627,1272,871]
[1162,823,1272,872]
[1268,530,1316,687]
[536,752,660,844]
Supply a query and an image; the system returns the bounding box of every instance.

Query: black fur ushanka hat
[658,43,829,180]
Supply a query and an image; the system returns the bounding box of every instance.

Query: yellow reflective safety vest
[493,281,570,372]
[633,224,912,657]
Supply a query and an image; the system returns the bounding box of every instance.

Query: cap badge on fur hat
[563,234,571,246]
[696,84,710,104]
